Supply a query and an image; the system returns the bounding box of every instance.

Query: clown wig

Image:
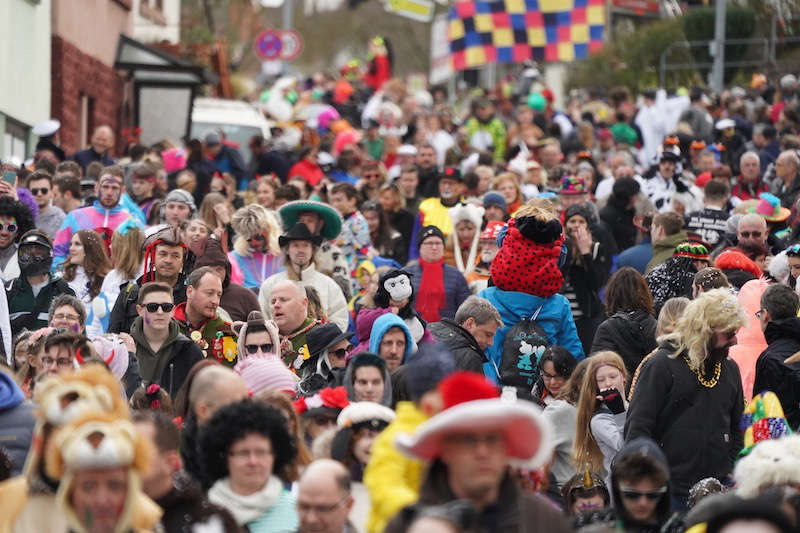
[231,204,281,258]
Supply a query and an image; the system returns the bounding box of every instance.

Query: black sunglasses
[619,486,667,501]
[31,188,50,195]
[245,343,273,354]
[143,302,174,313]
[329,345,353,358]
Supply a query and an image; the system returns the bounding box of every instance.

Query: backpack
[498,306,551,395]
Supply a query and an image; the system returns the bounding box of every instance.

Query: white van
[190,97,271,162]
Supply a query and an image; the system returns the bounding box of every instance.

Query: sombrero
[278,200,343,241]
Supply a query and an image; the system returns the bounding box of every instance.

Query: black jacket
[108,274,187,334]
[753,317,800,430]
[599,200,637,252]
[429,318,486,373]
[180,414,208,490]
[385,460,572,533]
[156,473,241,533]
[591,310,658,382]
[625,343,744,496]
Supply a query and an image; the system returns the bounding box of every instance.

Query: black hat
[278,222,323,248]
[660,150,680,163]
[18,229,53,252]
[306,322,352,358]
[439,167,462,182]
[417,225,445,249]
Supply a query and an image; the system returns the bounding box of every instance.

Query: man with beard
[625,289,746,511]
[466,221,503,293]
[415,144,440,199]
[52,165,141,269]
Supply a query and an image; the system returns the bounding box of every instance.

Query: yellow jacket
[418,198,453,237]
[364,401,428,533]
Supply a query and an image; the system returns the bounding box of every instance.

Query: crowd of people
[1,59,800,532]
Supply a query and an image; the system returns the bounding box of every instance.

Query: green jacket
[646,230,688,274]
[7,274,75,335]
[174,302,238,367]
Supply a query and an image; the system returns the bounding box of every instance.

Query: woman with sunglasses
[127,281,204,398]
[229,204,284,291]
[235,310,281,361]
[0,196,34,283]
[297,322,353,396]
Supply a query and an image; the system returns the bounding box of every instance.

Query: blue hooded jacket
[369,313,414,363]
[0,371,35,476]
[478,286,584,382]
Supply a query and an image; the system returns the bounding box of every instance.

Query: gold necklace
[684,356,721,388]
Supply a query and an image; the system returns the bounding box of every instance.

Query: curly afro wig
[199,399,296,485]
[0,196,34,243]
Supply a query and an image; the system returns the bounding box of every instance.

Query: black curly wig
[0,196,34,243]
[199,399,297,485]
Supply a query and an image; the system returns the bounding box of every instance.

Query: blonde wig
[573,351,628,474]
[514,197,558,221]
[231,204,281,258]
[660,288,747,372]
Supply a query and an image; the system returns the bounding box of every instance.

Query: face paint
[72,324,79,332]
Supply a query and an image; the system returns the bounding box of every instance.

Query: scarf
[207,475,282,526]
[416,258,445,323]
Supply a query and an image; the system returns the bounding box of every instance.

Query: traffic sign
[279,30,303,61]
[254,30,283,61]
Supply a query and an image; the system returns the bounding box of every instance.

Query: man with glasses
[297,459,356,533]
[625,289,746,510]
[128,281,203,397]
[0,196,34,282]
[753,284,800,430]
[48,294,86,334]
[298,322,353,395]
[27,171,64,239]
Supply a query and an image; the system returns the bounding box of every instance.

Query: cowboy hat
[278,222,324,247]
[394,398,554,468]
[278,200,343,241]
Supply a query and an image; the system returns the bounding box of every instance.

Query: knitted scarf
[416,258,445,323]
[207,476,282,526]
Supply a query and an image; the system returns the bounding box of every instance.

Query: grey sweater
[35,205,65,239]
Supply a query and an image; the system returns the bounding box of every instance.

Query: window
[4,117,28,162]
[79,93,95,148]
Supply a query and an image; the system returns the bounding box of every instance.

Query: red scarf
[417,258,446,323]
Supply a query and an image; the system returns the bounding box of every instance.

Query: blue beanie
[483,191,507,212]
[404,344,456,402]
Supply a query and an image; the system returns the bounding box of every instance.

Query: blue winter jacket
[478,286,585,382]
[404,261,471,321]
[369,313,414,363]
[0,371,35,476]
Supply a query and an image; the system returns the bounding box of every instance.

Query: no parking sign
[254,29,304,62]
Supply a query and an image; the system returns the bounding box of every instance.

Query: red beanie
[716,250,762,278]
[439,371,500,409]
[490,217,564,297]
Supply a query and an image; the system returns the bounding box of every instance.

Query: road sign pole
[282,0,293,72]
[710,0,726,93]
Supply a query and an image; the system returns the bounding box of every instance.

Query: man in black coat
[753,284,800,429]
[599,177,640,252]
[625,289,745,511]
[428,296,502,373]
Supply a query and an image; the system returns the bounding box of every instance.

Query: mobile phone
[2,170,16,185]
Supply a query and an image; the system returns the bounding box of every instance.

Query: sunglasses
[31,188,50,195]
[0,223,17,232]
[245,343,273,354]
[329,345,353,359]
[248,234,266,242]
[739,231,762,239]
[619,486,667,501]
[143,302,174,313]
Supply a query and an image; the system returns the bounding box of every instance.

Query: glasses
[228,448,273,460]
[245,343,273,354]
[53,313,80,322]
[541,370,565,381]
[143,302,174,313]
[619,486,667,501]
[739,231,762,239]
[31,188,49,196]
[329,345,353,359]
[297,496,349,516]
[0,223,18,233]
[41,356,74,368]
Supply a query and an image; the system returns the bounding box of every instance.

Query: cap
[716,118,736,130]
[439,167,462,182]
[19,230,53,251]
[204,132,221,146]
[397,144,418,156]
[32,119,61,137]
[482,191,507,211]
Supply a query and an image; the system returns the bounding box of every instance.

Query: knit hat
[417,225,445,249]
[748,192,791,222]
[738,391,792,457]
[564,204,593,225]
[235,355,297,396]
[673,242,709,261]
[404,343,456,402]
[490,216,565,297]
[559,175,588,195]
[483,191,507,212]
[163,189,196,215]
[480,220,505,241]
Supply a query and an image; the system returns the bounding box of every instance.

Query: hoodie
[0,371,35,476]
[478,286,584,382]
[591,310,658,383]
[343,360,393,407]
[610,437,672,531]
[369,313,414,364]
[193,236,260,323]
[753,317,800,430]
[645,230,688,274]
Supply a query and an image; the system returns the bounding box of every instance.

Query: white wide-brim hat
[394,398,554,468]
